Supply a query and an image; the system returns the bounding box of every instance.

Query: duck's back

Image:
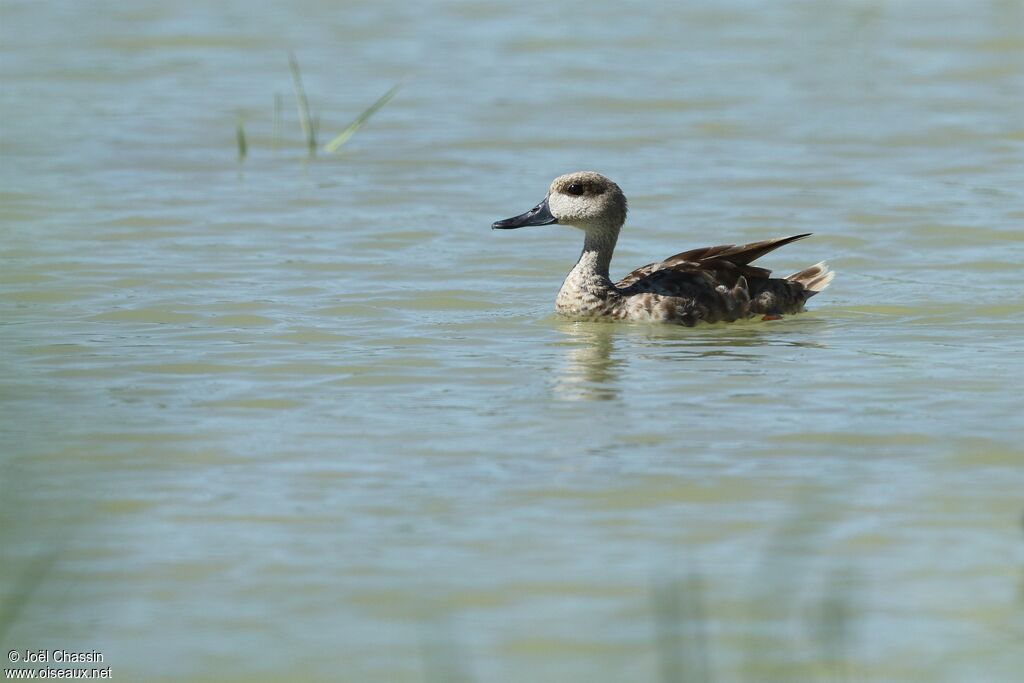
[610,234,832,325]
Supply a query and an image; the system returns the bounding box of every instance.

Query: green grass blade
[273,93,283,149]
[236,114,247,160]
[652,572,714,683]
[288,52,316,153]
[0,550,61,648]
[324,83,402,154]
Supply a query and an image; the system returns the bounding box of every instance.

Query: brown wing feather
[616,234,811,288]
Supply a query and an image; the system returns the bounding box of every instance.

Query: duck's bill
[491,197,558,229]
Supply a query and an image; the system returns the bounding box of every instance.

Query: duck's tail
[786,261,834,297]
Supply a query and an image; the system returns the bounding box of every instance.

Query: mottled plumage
[493,171,833,326]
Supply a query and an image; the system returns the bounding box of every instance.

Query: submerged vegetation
[411,564,860,683]
[235,52,401,160]
[415,492,863,683]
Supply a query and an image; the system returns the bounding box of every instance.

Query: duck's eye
[566,183,584,196]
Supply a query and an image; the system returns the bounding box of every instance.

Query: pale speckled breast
[555,285,622,319]
[555,268,624,320]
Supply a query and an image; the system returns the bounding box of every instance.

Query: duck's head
[492,171,627,234]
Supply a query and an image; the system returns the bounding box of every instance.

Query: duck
[492,171,833,325]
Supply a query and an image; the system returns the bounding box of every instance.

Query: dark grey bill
[491,197,557,229]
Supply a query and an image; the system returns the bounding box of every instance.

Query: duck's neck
[557,228,619,311]
[575,229,618,279]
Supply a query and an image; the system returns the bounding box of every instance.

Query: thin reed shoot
[324,83,402,154]
[236,114,247,160]
[288,52,317,154]
[273,93,283,149]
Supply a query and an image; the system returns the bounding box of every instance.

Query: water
[2,1,1023,681]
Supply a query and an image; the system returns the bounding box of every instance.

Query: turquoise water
[2,1,1023,681]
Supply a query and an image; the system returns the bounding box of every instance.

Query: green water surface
[2,1,1023,681]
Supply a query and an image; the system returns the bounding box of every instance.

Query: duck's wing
[615,234,811,288]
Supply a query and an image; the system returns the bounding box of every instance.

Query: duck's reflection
[551,318,830,402]
[551,320,622,402]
